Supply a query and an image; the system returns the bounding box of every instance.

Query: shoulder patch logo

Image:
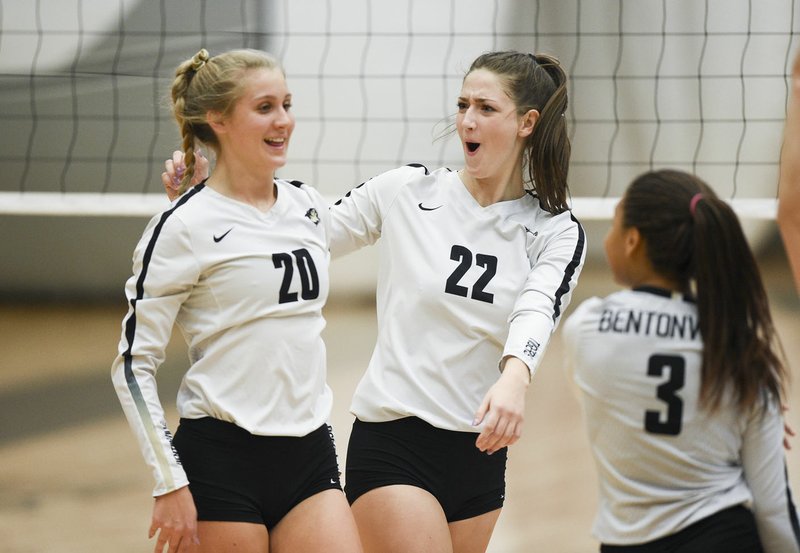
[305,208,320,225]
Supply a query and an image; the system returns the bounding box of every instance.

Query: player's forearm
[778,53,800,290]
[500,356,532,386]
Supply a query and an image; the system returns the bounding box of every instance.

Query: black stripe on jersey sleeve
[552,212,585,322]
[784,463,800,547]
[117,183,204,489]
[123,184,205,386]
[333,163,429,206]
[333,182,365,206]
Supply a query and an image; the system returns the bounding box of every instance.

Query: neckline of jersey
[632,285,696,303]
[202,179,286,220]
[448,169,534,214]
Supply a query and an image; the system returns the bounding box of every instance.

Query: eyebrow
[458,95,497,104]
[251,93,291,103]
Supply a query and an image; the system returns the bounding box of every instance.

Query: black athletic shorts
[171,417,342,530]
[344,417,507,522]
[600,505,764,553]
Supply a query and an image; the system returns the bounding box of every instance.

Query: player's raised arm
[778,49,800,292]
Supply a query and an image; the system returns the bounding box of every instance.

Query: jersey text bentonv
[564,287,800,551]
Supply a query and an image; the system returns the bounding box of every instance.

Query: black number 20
[644,354,685,436]
[272,248,320,304]
[444,245,497,304]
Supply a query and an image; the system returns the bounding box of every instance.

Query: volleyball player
[165,50,585,552]
[563,170,800,552]
[112,49,362,553]
[331,51,584,553]
[779,48,800,292]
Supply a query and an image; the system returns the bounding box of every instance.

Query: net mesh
[0,0,797,218]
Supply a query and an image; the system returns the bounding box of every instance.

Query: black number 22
[644,354,685,436]
[444,245,497,304]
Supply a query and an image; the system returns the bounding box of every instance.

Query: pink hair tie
[689,193,704,216]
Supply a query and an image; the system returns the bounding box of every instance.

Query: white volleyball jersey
[111,180,333,497]
[563,287,800,551]
[330,164,586,432]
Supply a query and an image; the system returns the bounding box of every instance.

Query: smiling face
[211,67,295,175]
[456,68,534,185]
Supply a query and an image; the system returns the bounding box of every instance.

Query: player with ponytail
[564,169,799,552]
[113,48,362,553]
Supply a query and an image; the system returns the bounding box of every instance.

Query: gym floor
[1,250,798,553]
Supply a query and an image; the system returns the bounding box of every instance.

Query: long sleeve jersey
[111,180,333,496]
[563,287,800,551]
[329,164,586,432]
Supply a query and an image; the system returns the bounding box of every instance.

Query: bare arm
[778,50,800,292]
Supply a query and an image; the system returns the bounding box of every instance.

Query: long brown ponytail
[466,51,571,214]
[622,170,786,413]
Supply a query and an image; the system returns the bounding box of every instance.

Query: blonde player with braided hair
[564,170,799,552]
[112,48,363,553]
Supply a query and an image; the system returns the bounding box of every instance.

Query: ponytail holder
[191,48,210,72]
[689,193,704,216]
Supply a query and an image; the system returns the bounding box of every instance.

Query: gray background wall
[1,0,796,300]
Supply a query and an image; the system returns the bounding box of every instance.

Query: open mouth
[466,142,480,153]
[265,138,286,147]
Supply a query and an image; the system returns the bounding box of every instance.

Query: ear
[518,108,540,138]
[206,110,227,135]
[624,226,643,259]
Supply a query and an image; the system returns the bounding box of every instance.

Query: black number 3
[644,354,685,436]
[444,245,497,304]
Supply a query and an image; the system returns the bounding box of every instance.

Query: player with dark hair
[564,169,799,552]
[112,48,362,553]
[330,50,584,552]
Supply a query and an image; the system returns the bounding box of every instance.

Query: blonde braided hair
[169,48,282,193]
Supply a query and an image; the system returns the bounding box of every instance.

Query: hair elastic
[689,193,704,216]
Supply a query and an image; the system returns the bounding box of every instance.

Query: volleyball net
[1,0,797,219]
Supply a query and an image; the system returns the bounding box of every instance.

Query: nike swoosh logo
[418,202,443,211]
[524,226,538,237]
[213,228,233,242]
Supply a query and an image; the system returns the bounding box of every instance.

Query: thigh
[449,509,502,553]
[351,485,452,553]
[270,489,362,553]
[196,521,268,553]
